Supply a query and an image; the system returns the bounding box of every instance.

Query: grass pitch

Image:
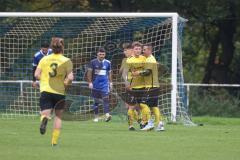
[0,117,239,160]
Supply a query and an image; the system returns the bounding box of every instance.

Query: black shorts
[123,88,146,105]
[40,91,65,111]
[145,87,159,107]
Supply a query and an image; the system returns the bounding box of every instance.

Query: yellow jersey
[126,55,146,89]
[144,55,160,88]
[37,53,73,95]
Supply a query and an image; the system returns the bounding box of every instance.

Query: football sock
[51,129,60,145]
[133,110,139,122]
[92,103,99,115]
[103,97,110,114]
[127,108,135,126]
[139,103,151,124]
[152,107,162,125]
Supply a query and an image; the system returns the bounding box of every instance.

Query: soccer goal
[0,12,192,124]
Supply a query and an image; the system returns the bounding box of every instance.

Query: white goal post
[0,12,191,124]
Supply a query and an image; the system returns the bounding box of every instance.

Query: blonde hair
[131,41,142,48]
[51,37,64,53]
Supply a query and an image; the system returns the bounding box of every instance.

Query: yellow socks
[151,107,163,125]
[51,129,60,146]
[139,103,151,124]
[127,108,135,126]
[133,110,140,122]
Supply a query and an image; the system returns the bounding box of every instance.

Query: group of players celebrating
[33,38,164,146]
[120,42,165,131]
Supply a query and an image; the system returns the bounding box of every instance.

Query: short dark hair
[123,42,132,49]
[98,47,105,53]
[41,41,50,48]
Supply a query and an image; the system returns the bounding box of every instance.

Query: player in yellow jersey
[35,37,74,146]
[119,43,140,131]
[134,43,165,131]
[126,42,151,130]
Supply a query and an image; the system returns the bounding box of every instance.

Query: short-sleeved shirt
[88,58,111,92]
[126,55,146,89]
[32,49,52,67]
[144,55,160,88]
[37,53,73,95]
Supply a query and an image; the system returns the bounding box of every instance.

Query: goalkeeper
[35,37,74,146]
[126,42,151,130]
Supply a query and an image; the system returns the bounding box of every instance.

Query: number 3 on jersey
[49,63,58,77]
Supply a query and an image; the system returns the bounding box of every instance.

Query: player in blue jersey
[32,41,52,88]
[87,48,112,122]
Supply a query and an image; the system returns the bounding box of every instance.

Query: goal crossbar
[0,12,178,18]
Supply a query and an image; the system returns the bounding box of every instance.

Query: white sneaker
[140,122,154,131]
[156,121,165,131]
[93,118,99,122]
[105,114,112,122]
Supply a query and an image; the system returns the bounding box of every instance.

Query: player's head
[97,48,106,61]
[143,43,153,57]
[41,41,50,55]
[123,42,133,58]
[51,37,64,54]
[132,41,142,57]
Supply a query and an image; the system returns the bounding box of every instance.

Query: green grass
[0,117,240,160]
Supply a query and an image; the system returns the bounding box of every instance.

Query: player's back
[38,54,73,95]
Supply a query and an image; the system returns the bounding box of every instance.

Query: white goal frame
[0,12,179,122]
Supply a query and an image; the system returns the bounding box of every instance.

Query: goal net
[0,13,192,124]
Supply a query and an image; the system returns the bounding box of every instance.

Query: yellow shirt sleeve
[65,59,73,74]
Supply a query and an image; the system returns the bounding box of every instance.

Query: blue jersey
[88,58,111,91]
[32,49,52,67]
